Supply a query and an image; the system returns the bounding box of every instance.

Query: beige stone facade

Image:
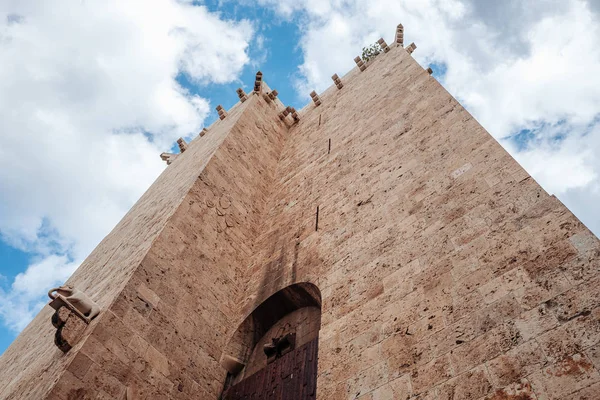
[1,31,599,400]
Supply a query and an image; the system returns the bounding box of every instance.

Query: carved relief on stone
[219,197,231,209]
[217,195,237,231]
[206,191,237,232]
[47,285,100,352]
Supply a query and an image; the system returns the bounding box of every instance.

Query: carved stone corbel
[160,152,178,165]
[48,285,100,352]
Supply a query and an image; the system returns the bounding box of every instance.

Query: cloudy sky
[0,0,599,353]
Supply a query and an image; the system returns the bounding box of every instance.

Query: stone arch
[220,282,322,394]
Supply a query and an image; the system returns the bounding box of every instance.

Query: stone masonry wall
[0,87,286,399]
[44,93,288,399]
[242,44,600,399]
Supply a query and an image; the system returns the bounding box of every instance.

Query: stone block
[437,365,493,400]
[67,352,95,380]
[483,378,536,400]
[486,340,547,387]
[345,361,389,399]
[410,354,453,393]
[529,353,600,399]
[53,307,88,353]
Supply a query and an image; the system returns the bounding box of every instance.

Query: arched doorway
[220,282,321,399]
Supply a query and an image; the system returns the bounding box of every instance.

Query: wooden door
[223,338,318,400]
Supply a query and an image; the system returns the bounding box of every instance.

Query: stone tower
[1,25,599,400]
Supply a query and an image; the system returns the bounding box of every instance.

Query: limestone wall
[0,86,282,399]
[243,44,600,399]
[44,94,287,399]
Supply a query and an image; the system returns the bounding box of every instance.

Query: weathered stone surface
[529,353,600,399]
[1,30,599,400]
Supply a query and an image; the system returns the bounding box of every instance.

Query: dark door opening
[223,337,318,400]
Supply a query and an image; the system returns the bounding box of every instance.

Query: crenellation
[354,56,367,71]
[236,88,248,102]
[254,71,263,92]
[176,137,188,152]
[278,107,290,120]
[287,106,300,122]
[310,90,322,107]
[377,37,390,53]
[263,89,278,104]
[200,127,208,137]
[406,42,417,54]
[216,104,228,120]
[396,24,404,46]
[331,73,343,89]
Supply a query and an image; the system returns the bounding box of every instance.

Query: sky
[0,0,599,354]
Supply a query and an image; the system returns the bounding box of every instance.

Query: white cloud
[0,255,78,332]
[258,0,600,235]
[0,0,253,332]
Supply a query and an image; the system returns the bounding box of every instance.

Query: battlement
[160,23,435,165]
